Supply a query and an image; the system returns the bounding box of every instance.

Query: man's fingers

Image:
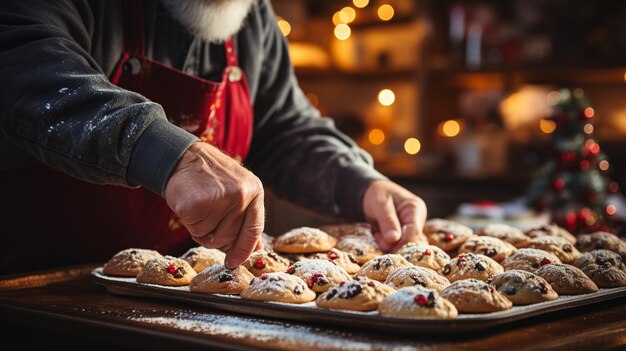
[225,194,265,269]
[376,195,402,244]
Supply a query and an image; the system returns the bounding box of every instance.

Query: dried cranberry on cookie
[424,219,473,252]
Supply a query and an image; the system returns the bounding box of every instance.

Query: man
[0,0,426,274]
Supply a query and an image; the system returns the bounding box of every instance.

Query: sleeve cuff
[336,162,388,220]
[127,118,199,195]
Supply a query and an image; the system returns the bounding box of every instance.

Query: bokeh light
[277,18,291,37]
[404,138,421,155]
[368,128,385,145]
[334,24,351,40]
[377,89,396,106]
[378,4,395,21]
[353,0,369,8]
[539,119,556,134]
[438,120,461,137]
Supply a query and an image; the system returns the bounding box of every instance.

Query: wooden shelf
[294,67,419,81]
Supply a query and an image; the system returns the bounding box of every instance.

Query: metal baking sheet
[91,268,626,335]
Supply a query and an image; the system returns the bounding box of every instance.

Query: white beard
[160,0,255,43]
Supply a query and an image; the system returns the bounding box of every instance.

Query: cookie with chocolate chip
[440,279,513,313]
[573,250,626,288]
[424,219,473,252]
[440,253,503,283]
[273,227,337,254]
[476,223,531,248]
[102,248,162,277]
[241,272,316,303]
[527,236,581,264]
[577,232,626,260]
[189,264,254,295]
[385,266,450,292]
[534,263,598,295]
[242,248,291,277]
[136,256,196,286]
[458,236,517,263]
[286,259,352,293]
[396,243,450,272]
[316,276,395,311]
[309,248,361,274]
[501,248,562,273]
[357,254,413,282]
[180,247,226,273]
[490,270,558,305]
[525,223,577,245]
[336,235,383,264]
[379,286,458,319]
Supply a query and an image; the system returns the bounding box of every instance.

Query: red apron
[0,0,253,273]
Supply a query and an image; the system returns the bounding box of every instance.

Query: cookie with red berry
[476,223,531,248]
[336,235,383,264]
[573,250,626,288]
[458,236,517,263]
[440,279,513,313]
[240,272,316,303]
[357,254,413,282]
[136,256,196,286]
[189,264,254,295]
[396,243,450,272]
[309,248,360,274]
[286,259,352,293]
[379,286,458,319]
[527,236,581,264]
[525,223,577,245]
[242,248,291,277]
[424,219,473,252]
[384,266,450,292]
[490,270,558,305]
[179,247,226,273]
[577,232,626,260]
[501,248,563,273]
[273,227,337,254]
[534,263,598,295]
[102,248,162,277]
[440,253,503,283]
[316,276,395,311]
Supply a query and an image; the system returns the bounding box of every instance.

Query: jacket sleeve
[0,0,197,194]
[245,0,386,221]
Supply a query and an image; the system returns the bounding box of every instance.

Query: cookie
[440,279,513,313]
[136,256,196,286]
[458,236,517,263]
[102,248,162,277]
[189,264,254,295]
[573,250,626,288]
[180,247,226,273]
[240,272,316,303]
[261,233,275,250]
[525,224,577,245]
[396,243,450,272]
[534,263,598,295]
[242,248,291,277]
[501,248,562,272]
[357,254,413,282]
[527,236,581,264]
[384,266,450,292]
[309,248,361,274]
[379,286,458,319]
[336,235,383,264]
[490,270,558,305]
[316,276,395,311]
[476,223,531,248]
[286,259,352,293]
[577,232,626,259]
[424,219,473,252]
[440,253,503,283]
[319,222,375,238]
[273,227,337,254]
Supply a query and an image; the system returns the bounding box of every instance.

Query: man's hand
[363,180,428,252]
[164,142,264,269]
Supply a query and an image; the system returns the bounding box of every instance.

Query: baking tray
[92,268,626,335]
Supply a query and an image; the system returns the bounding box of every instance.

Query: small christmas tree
[527,88,618,234]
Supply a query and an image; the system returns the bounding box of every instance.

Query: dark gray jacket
[0,0,384,220]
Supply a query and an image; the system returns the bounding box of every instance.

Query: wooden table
[1,265,625,351]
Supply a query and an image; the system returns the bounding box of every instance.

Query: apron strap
[224,38,238,66]
[122,0,146,56]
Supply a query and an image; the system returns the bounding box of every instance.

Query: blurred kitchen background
[264,0,626,235]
